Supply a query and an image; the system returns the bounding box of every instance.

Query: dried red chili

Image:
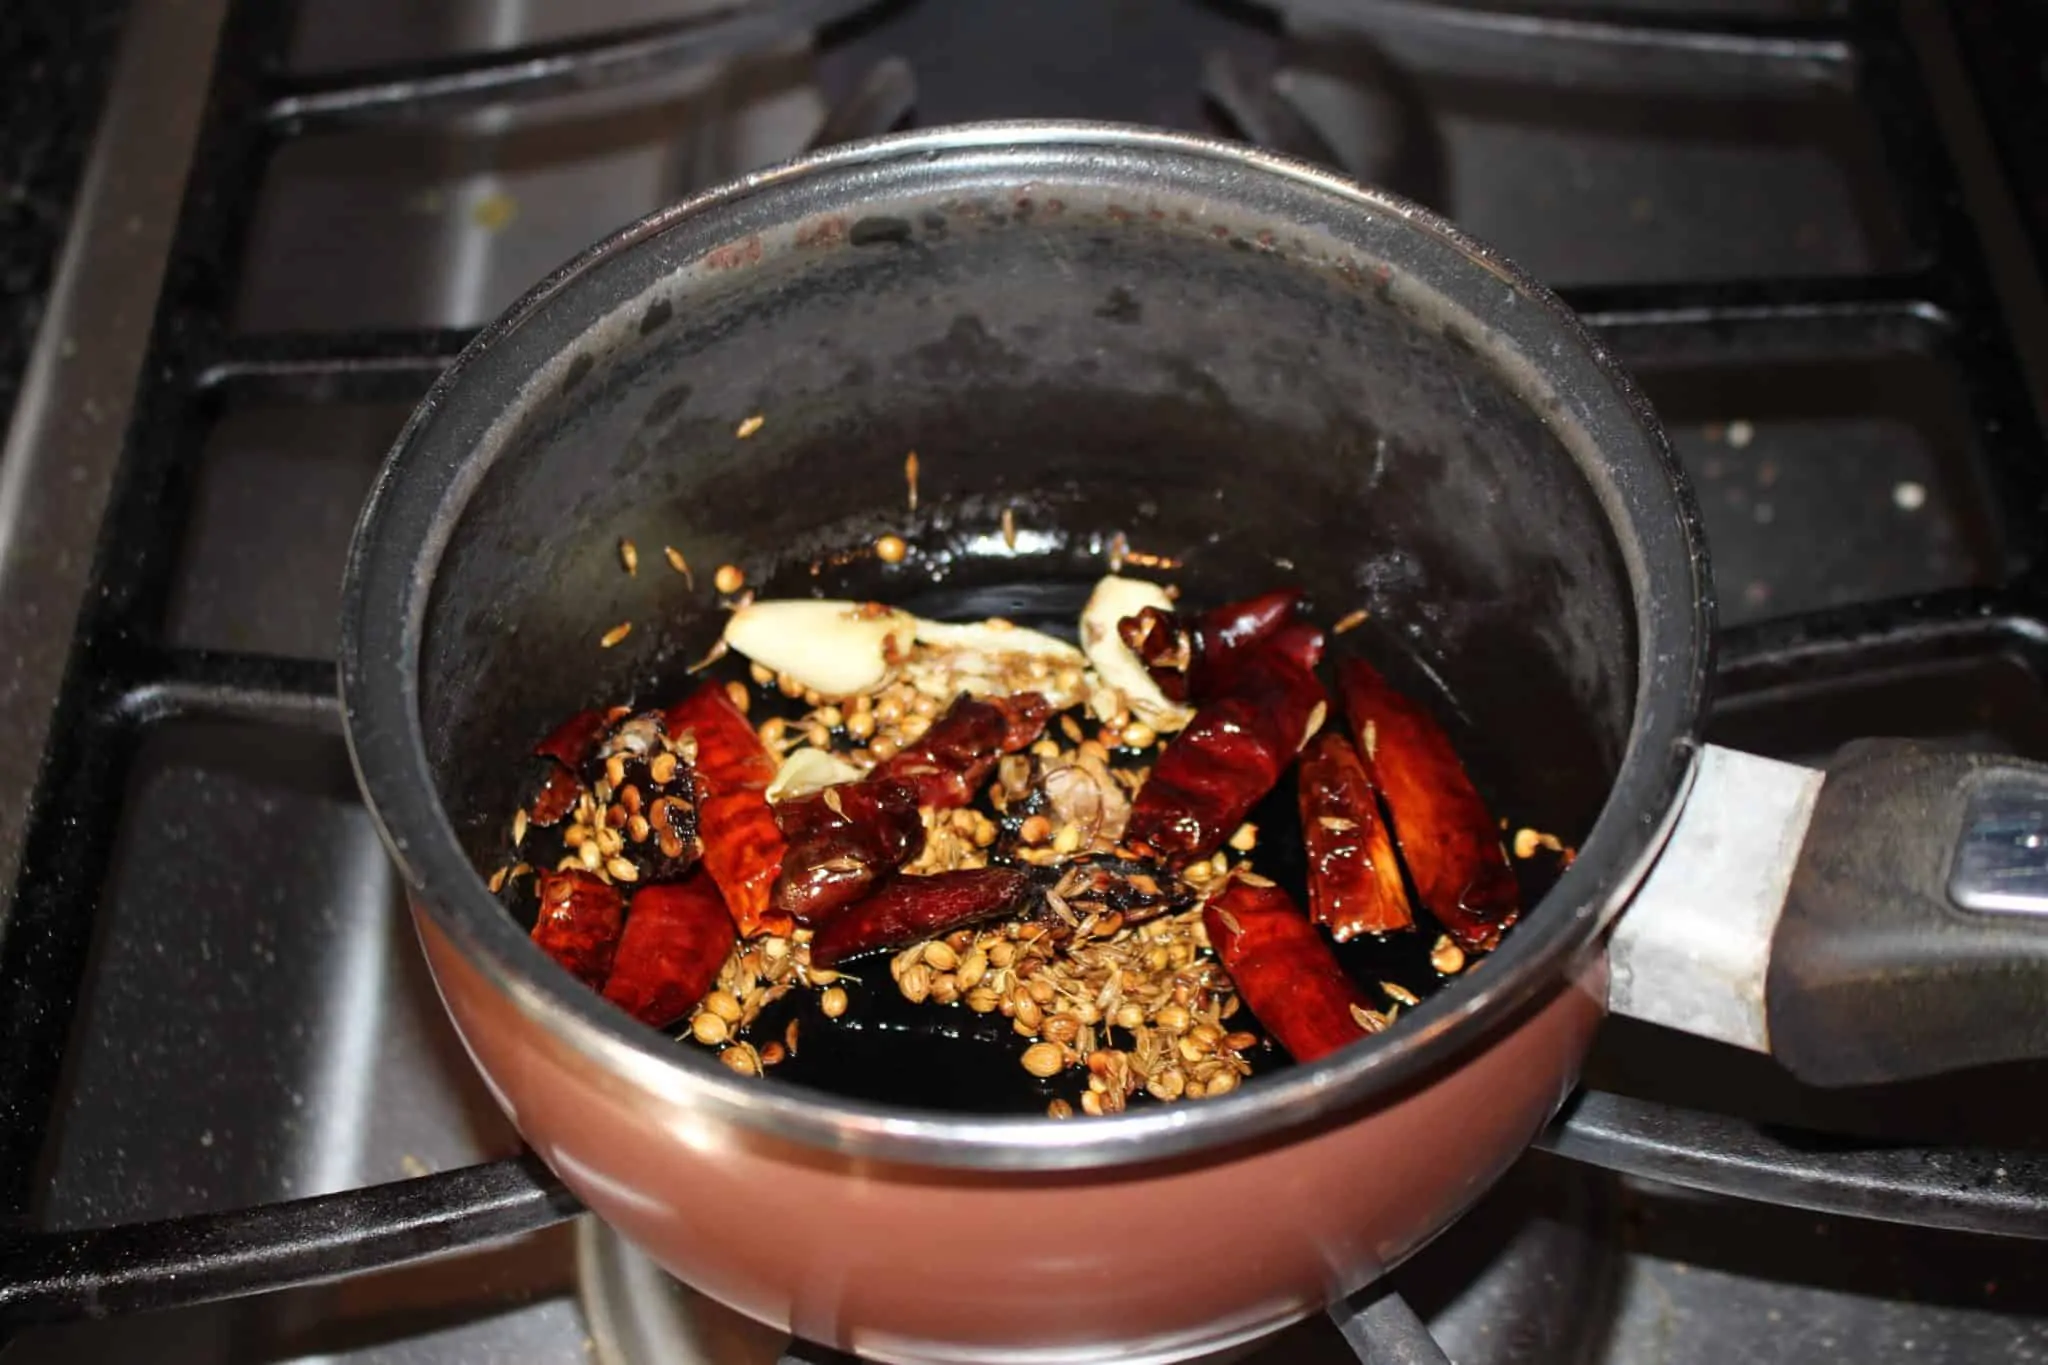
[1338,658,1519,952]
[1298,731,1414,939]
[1117,587,1304,702]
[528,706,611,827]
[663,682,789,939]
[809,866,1038,967]
[600,871,736,1029]
[529,764,582,827]
[530,868,626,988]
[1125,633,1328,867]
[770,777,924,924]
[535,706,611,769]
[1261,618,1326,676]
[1204,877,1379,1063]
[869,692,1052,808]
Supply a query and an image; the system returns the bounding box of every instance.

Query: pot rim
[339,119,1713,1172]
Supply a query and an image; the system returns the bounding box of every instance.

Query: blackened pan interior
[348,126,1709,1162]
[427,209,1634,863]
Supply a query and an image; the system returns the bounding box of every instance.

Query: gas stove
[2,1,2045,1362]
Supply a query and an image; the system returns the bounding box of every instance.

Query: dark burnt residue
[850,215,915,247]
[561,352,594,392]
[1096,287,1142,325]
[914,314,1028,382]
[643,381,690,431]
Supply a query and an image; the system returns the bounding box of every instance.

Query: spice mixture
[496,556,1571,1119]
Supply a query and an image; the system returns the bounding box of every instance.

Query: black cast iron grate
[2,0,2045,1351]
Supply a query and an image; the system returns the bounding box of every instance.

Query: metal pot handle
[1607,739,2048,1086]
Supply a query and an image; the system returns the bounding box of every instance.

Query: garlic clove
[907,618,1088,708]
[721,600,915,698]
[911,618,1082,660]
[1079,575,1194,732]
[765,746,866,804]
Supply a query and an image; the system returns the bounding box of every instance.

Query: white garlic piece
[1079,575,1194,732]
[911,617,1081,660]
[765,746,866,804]
[721,599,915,698]
[906,618,1089,708]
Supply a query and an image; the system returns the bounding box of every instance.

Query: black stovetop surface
[3,2,2047,1362]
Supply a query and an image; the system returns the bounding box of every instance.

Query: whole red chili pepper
[1298,732,1414,939]
[600,871,736,1029]
[809,866,1037,967]
[770,777,925,924]
[528,706,610,827]
[1125,635,1328,867]
[1117,588,1304,702]
[531,868,626,988]
[870,692,1052,808]
[1205,877,1381,1063]
[663,682,790,939]
[1338,658,1519,952]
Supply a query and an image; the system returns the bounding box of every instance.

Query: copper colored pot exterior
[342,125,1709,1365]
[417,907,1604,1365]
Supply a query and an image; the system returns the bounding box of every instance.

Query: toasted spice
[1430,935,1466,976]
[503,578,1519,1119]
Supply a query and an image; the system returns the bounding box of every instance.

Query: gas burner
[576,1158,1618,1365]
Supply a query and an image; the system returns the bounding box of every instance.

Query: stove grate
[3,0,2045,1352]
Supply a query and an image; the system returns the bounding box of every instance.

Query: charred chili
[531,868,626,989]
[870,692,1052,807]
[664,682,790,938]
[1117,587,1303,702]
[1338,658,1519,952]
[770,777,924,924]
[1126,629,1328,867]
[529,706,611,826]
[600,871,737,1029]
[810,866,1038,967]
[1204,876,1380,1063]
[1298,731,1414,939]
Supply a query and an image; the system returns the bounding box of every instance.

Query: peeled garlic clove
[908,618,1088,707]
[1080,575,1194,732]
[722,600,915,698]
[911,618,1083,661]
[765,746,866,804]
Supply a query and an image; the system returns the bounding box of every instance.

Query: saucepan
[338,123,2048,1365]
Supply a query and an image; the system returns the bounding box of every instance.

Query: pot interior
[409,141,1643,1105]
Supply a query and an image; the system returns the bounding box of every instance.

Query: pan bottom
[574,1151,1618,1364]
